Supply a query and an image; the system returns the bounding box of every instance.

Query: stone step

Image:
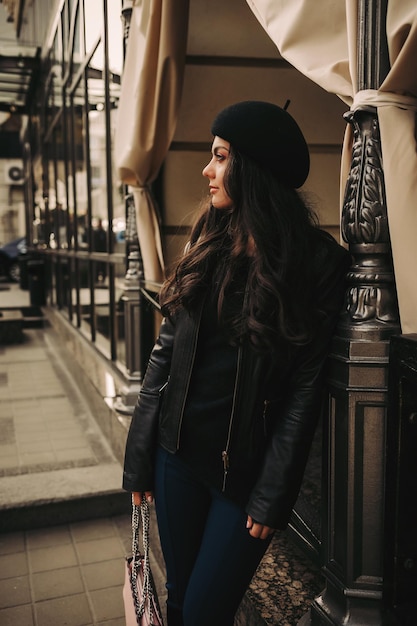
[0,463,131,532]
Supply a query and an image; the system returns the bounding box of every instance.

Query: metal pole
[299,1,401,624]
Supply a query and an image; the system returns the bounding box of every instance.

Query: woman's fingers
[246,515,274,540]
[132,491,154,506]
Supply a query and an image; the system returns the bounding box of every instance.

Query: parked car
[0,237,26,282]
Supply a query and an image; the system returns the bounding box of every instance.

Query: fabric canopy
[115,0,189,283]
[246,0,417,333]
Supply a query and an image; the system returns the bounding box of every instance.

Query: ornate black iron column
[299,1,402,625]
[114,2,155,414]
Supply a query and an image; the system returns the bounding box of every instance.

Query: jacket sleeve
[246,243,351,529]
[122,316,175,493]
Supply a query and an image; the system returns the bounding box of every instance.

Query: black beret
[211,101,310,188]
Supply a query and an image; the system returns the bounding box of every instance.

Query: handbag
[123,498,164,626]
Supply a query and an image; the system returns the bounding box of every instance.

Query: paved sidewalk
[0,281,167,626]
[0,514,132,626]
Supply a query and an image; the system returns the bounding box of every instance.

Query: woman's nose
[202,160,213,178]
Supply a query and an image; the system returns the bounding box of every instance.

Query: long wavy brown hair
[159,145,321,351]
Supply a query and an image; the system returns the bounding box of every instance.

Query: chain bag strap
[130,497,156,621]
[123,496,164,626]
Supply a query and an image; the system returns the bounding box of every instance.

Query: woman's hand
[132,491,154,506]
[246,515,275,540]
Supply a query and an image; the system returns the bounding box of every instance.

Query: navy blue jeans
[154,446,273,626]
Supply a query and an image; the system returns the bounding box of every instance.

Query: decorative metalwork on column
[113,193,144,413]
[299,1,402,625]
[339,108,399,338]
[122,193,143,375]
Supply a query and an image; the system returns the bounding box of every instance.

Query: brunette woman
[123,101,351,626]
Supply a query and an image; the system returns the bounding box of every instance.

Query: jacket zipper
[159,378,169,395]
[221,343,243,492]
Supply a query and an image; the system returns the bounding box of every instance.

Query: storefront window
[54,116,69,249]
[29,0,127,367]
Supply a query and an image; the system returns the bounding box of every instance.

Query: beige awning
[115,0,189,283]
[246,0,417,333]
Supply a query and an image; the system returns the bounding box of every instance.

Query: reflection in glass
[93,259,126,362]
[53,117,68,248]
[71,97,89,250]
[107,1,123,76]
[45,140,57,249]
[55,257,72,314]
[77,259,91,335]
[84,0,103,57]
[115,258,126,367]
[87,65,124,257]
[94,271,110,348]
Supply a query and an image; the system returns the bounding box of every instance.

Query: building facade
[2,1,414,625]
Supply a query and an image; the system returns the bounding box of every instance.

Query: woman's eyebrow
[212,143,230,153]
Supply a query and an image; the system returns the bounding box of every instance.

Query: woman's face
[202,136,233,210]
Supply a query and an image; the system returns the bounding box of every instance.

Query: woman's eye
[214,153,224,161]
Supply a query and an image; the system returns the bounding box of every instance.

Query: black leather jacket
[123,231,350,529]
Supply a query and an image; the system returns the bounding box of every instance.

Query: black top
[179,270,247,489]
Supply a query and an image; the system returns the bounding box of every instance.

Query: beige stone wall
[161,0,348,269]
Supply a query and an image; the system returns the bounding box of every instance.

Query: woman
[123,100,351,626]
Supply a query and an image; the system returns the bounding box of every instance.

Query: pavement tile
[12,414,41,426]
[55,448,94,462]
[0,458,19,471]
[48,426,83,439]
[34,593,93,626]
[32,566,84,601]
[0,417,14,444]
[89,586,125,622]
[0,575,32,608]
[8,389,34,400]
[17,430,48,444]
[20,451,57,466]
[0,531,25,555]
[112,519,132,555]
[42,397,73,411]
[26,524,72,549]
[0,551,28,579]
[29,543,78,573]
[70,518,118,543]
[0,401,13,417]
[52,437,89,451]
[19,440,54,453]
[82,558,124,591]
[75,537,124,565]
[0,444,18,456]
[12,400,42,415]
[0,604,34,626]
